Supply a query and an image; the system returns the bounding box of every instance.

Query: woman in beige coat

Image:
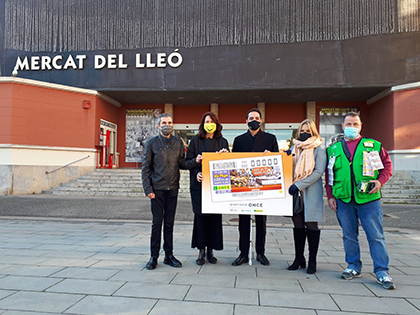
[287,119,327,274]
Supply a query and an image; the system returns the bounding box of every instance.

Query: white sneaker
[341,268,361,280]
[377,276,396,290]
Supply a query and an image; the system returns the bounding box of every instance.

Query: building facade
[1,0,420,195]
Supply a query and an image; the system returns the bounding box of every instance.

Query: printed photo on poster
[125,109,161,162]
[202,152,293,216]
[210,156,285,203]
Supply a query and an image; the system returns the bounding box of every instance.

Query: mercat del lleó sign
[12,50,183,74]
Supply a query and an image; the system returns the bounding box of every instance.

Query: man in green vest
[325,112,395,290]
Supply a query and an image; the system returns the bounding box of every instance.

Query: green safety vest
[327,138,382,204]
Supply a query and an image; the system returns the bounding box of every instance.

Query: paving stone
[50,267,120,280]
[234,305,316,315]
[89,259,144,270]
[149,300,233,315]
[0,275,62,291]
[39,257,100,267]
[172,273,235,288]
[408,298,420,310]
[64,295,157,315]
[185,285,259,305]
[46,278,124,295]
[88,252,140,261]
[0,256,48,265]
[0,265,64,277]
[260,290,339,310]
[0,292,84,313]
[236,277,301,291]
[109,270,177,283]
[364,282,420,298]
[1,311,62,315]
[0,289,16,300]
[114,282,190,300]
[331,294,398,313]
[381,297,420,314]
[300,279,374,296]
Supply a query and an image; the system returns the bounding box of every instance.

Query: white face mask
[344,127,359,139]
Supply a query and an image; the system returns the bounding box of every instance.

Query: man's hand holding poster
[202,152,293,216]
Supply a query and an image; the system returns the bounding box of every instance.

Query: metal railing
[45,155,90,174]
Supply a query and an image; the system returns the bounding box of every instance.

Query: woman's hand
[196,154,203,163]
[197,172,203,182]
[288,184,298,195]
[217,148,229,154]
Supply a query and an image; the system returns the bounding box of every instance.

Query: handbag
[293,190,304,216]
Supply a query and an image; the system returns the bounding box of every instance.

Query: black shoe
[232,255,248,266]
[287,258,306,270]
[196,249,205,266]
[206,249,217,264]
[145,257,158,270]
[256,254,270,266]
[163,254,182,268]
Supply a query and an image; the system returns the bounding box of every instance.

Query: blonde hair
[295,119,321,140]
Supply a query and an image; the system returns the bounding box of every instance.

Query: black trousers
[238,214,267,257]
[150,189,178,258]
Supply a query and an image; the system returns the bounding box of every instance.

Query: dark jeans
[150,189,178,258]
[238,214,266,257]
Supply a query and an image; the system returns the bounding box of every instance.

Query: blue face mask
[344,127,359,139]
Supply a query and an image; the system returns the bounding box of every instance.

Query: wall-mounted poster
[201,152,293,216]
[125,109,161,162]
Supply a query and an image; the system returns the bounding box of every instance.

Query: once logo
[248,203,263,207]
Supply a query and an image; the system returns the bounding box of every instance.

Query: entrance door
[100,119,118,168]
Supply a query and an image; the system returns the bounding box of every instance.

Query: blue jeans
[336,198,389,279]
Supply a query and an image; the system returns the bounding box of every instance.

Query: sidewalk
[0,218,419,314]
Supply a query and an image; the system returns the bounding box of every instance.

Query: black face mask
[247,120,261,131]
[299,132,311,141]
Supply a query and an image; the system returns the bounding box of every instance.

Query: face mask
[299,132,311,142]
[344,127,359,140]
[160,125,173,136]
[247,120,261,131]
[204,123,216,133]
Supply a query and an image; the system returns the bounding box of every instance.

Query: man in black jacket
[142,113,202,270]
[231,108,279,266]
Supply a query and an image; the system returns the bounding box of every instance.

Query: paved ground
[0,194,419,230]
[0,217,419,314]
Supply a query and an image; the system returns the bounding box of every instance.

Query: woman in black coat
[186,112,229,265]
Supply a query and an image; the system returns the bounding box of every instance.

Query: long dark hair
[197,112,223,138]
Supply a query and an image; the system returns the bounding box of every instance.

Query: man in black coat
[231,108,279,266]
[142,113,202,270]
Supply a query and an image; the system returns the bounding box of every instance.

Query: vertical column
[306,101,316,122]
[164,103,173,117]
[211,103,218,116]
[257,102,265,131]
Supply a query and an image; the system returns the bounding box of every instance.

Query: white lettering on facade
[52,55,63,69]
[146,53,156,68]
[13,51,183,74]
[94,55,107,69]
[31,56,40,70]
[136,53,145,68]
[63,55,77,69]
[15,57,29,71]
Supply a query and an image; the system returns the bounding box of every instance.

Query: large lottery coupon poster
[202,152,293,216]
